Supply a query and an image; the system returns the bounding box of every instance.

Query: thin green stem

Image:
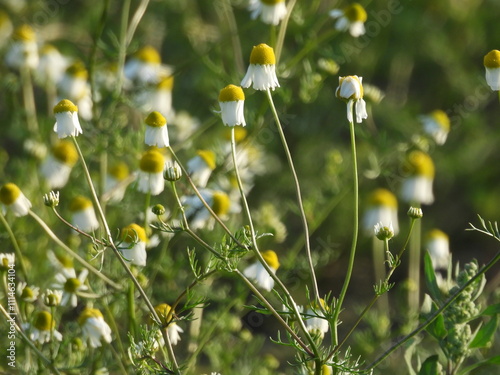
[0,212,29,282]
[230,128,320,359]
[0,303,62,375]
[408,211,421,318]
[366,249,500,371]
[115,0,132,97]
[372,236,389,314]
[126,0,150,46]
[28,210,121,290]
[71,136,180,373]
[20,66,39,135]
[331,104,359,347]
[265,89,320,305]
[128,279,137,338]
[275,0,297,63]
[220,0,244,75]
[144,191,151,234]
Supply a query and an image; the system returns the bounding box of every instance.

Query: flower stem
[275,0,297,63]
[0,212,29,282]
[408,209,421,320]
[20,66,39,135]
[331,108,359,347]
[265,89,320,305]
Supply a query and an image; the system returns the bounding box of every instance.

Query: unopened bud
[43,191,60,207]
[152,204,166,216]
[407,206,423,219]
[164,161,182,181]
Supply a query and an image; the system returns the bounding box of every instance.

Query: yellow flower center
[196,150,216,170]
[135,46,161,64]
[69,196,93,212]
[121,223,147,243]
[430,110,450,131]
[249,43,276,65]
[56,253,74,268]
[154,303,174,325]
[427,229,448,241]
[368,188,398,209]
[262,250,280,270]
[343,3,368,22]
[21,286,35,300]
[53,99,78,114]
[52,141,79,166]
[33,311,55,331]
[13,24,35,41]
[41,43,57,55]
[157,75,174,90]
[211,191,230,217]
[140,149,165,173]
[145,111,167,128]
[261,0,285,4]
[0,183,22,205]
[109,162,129,180]
[66,62,88,79]
[405,151,435,178]
[78,307,103,326]
[219,84,245,102]
[484,50,500,69]
[64,277,81,293]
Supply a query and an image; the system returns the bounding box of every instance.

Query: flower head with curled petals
[78,308,112,348]
[144,111,169,148]
[0,183,31,217]
[329,3,367,37]
[53,99,82,138]
[241,44,280,91]
[484,49,500,91]
[243,250,279,291]
[138,149,165,195]
[218,84,246,126]
[248,0,287,26]
[336,75,368,123]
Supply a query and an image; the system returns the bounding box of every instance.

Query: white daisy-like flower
[335,75,368,123]
[420,110,450,145]
[124,45,162,85]
[154,303,184,346]
[41,289,63,307]
[35,44,69,86]
[78,308,112,348]
[187,150,217,188]
[374,222,395,241]
[329,3,367,38]
[69,196,99,232]
[363,188,399,236]
[183,190,231,230]
[305,299,329,338]
[52,268,89,308]
[0,253,15,271]
[218,84,246,127]
[248,0,287,26]
[0,183,32,217]
[119,224,148,267]
[484,49,500,91]
[104,162,131,203]
[243,250,280,291]
[135,74,175,119]
[137,149,166,196]
[40,140,79,189]
[53,99,82,138]
[27,311,62,344]
[5,24,38,70]
[17,282,40,302]
[425,229,450,270]
[57,62,93,120]
[400,150,435,205]
[144,111,169,148]
[241,43,280,91]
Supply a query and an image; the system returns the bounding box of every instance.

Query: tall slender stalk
[20,66,39,135]
[0,212,29,282]
[331,101,359,347]
[408,209,421,320]
[265,89,320,305]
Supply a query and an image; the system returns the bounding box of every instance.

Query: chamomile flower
[241,43,280,91]
[57,62,93,120]
[124,46,162,85]
[187,150,217,188]
[27,311,62,344]
[305,299,329,338]
[218,84,246,127]
[420,110,450,145]
[135,74,175,119]
[17,282,40,303]
[484,49,500,91]
[104,162,131,203]
[248,0,288,26]
[336,75,368,123]
[0,253,15,271]
[36,44,69,86]
[144,111,170,148]
[374,222,395,241]
[5,24,38,70]
[137,149,166,195]
[400,150,435,205]
[42,289,63,307]
[69,196,99,232]
[52,268,89,308]
[154,303,184,345]
[425,229,450,270]
[78,307,112,348]
[0,183,32,217]
[243,250,280,291]
[183,190,231,230]
[53,99,82,138]
[329,3,367,37]
[119,224,147,267]
[40,140,79,188]
[363,188,399,236]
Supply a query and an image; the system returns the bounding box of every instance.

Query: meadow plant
[0,1,499,375]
